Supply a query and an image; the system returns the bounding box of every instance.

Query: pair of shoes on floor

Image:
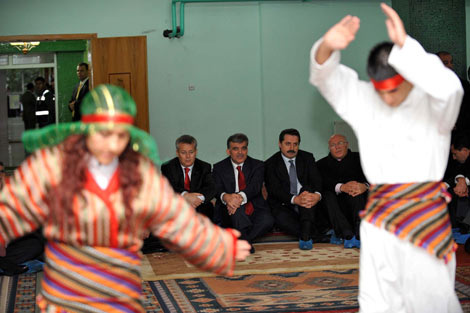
[453,228,470,245]
[455,232,470,245]
[344,236,360,249]
[299,239,313,250]
[21,259,44,274]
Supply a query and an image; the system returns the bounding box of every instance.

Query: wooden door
[91,36,149,132]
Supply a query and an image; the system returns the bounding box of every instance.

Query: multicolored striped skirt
[37,242,144,313]
[361,181,457,263]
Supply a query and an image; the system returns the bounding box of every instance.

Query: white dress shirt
[220,160,247,205]
[180,164,205,201]
[88,156,118,190]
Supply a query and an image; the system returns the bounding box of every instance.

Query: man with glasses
[317,134,368,248]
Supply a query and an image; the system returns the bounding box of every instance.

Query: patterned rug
[1,244,469,313]
[142,243,360,280]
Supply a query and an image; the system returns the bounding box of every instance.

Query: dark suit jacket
[264,150,322,208]
[69,79,90,121]
[316,150,368,192]
[212,156,269,213]
[161,157,216,201]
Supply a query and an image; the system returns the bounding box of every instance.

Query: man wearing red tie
[161,135,216,220]
[68,63,90,121]
[212,133,274,253]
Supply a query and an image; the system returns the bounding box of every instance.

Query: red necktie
[184,167,191,191]
[237,166,254,215]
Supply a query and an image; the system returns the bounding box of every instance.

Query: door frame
[0,33,150,132]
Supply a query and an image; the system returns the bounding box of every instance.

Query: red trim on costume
[82,114,134,124]
[370,74,404,90]
[84,169,120,247]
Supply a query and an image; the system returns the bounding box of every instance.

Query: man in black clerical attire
[317,134,368,248]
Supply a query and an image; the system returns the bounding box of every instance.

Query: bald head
[328,134,349,160]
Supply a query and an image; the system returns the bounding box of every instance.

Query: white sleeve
[388,36,463,133]
[309,37,372,129]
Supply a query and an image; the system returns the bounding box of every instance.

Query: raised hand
[324,15,361,51]
[381,3,406,47]
[316,15,360,64]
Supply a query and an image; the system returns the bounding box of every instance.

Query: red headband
[82,113,134,124]
[370,74,404,91]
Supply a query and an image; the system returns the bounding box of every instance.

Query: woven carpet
[1,243,469,313]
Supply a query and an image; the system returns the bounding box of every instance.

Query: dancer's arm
[0,149,58,247]
[315,15,360,65]
[383,3,463,132]
[146,166,250,276]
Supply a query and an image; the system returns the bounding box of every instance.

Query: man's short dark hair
[175,134,197,149]
[279,128,301,143]
[227,133,249,149]
[78,62,89,70]
[34,77,45,83]
[26,83,34,90]
[436,51,451,58]
[452,132,470,150]
[367,42,398,81]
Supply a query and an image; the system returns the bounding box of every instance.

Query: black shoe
[312,234,331,243]
[0,265,28,277]
[465,237,470,254]
[250,244,255,254]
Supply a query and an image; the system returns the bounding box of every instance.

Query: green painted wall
[1,0,392,164]
[56,52,87,122]
[393,0,467,80]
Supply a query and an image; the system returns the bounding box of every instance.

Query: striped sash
[360,182,457,263]
[37,242,144,313]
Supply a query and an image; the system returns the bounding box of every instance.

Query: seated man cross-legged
[161,135,216,220]
[212,133,274,253]
[264,128,328,250]
[317,134,368,248]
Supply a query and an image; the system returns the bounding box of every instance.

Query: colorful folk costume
[310,36,464,312]
[0,85,239,313]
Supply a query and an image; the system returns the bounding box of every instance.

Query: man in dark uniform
[34,77,55,128]
[317,134,368,248]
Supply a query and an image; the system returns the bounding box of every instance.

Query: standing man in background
[34,77,55,128]
[20,83,36,130]
[68,62,90,121]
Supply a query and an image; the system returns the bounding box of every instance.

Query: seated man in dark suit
[213,133,274,253]
[444,132,470,241]
[264,128,326,250]
[161,134,216,220]
[317,134,368,248]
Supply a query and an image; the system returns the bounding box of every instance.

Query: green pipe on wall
[164,0,311,38]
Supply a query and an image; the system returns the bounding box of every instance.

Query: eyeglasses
[329,141,347,148]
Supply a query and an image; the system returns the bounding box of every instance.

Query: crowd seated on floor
[151,129,470,255]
